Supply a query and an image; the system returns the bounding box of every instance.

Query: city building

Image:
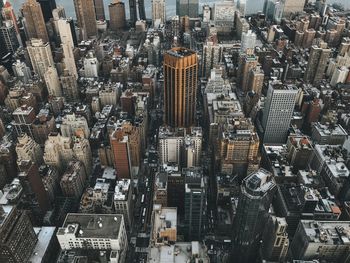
[164,47,198,127]
[109,0,126,31]
[60,113,90,139]
[114,179,133,228]
[286,135,313,172]
[311,122,348,145]
[16,133,43,166]
[176,0,199,18]
[83,51,99,78]
[60,70,79,101]
[213,1,236,32]
[21,0,49,43]
[201,41,223,78]
[261,81,298,143]
[232,169,276,262]
[290,220,350,261]
[44,66,62,97]
[184,167,206,241]
[283,0,306,17]
[37,0,57,22]
[152,0,166,24]
[94,0,105,20]
[263,0,284,23]
[154,172,168,207]
[241,30,257,52]
[60,160,86,199]
[0,20,20,54]
[11,105,36,139]
[73,0,97,40]
[237,51,259,93]
[261,216,289,262]
[150,204,177,245]
[12,60,32,84]
[304,42,331,84]
[0,205,38,263]
[27,38,54,80]
[56,213,127,262]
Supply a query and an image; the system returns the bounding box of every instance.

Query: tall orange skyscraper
[163,47,198,128]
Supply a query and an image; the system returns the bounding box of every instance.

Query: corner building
[164,47,198,128]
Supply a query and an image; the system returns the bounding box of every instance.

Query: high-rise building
[44,66,62,97]
[201,41,223,78]
[237,50,259,93]
[330,66,349,87]
[18,160,51,218]
[60,113,90,139]
[283,0,305,17]
[0,205,38,263]
[245,0,265,16]
[232,169,276,262]
[263,0,284,23]
[37,0,57,22]
[27,38,54,79]
[184,167,206,241]
[0,140,17,189]
[304,42,331,84]
[12,60,32,83]
[261,216,289,262]
[60,70,79,101]
[241,30,257,52]
[72,136,93,178]
[114,179,133,228]
[261,81,298,143]
[74,0,97,40]
[129,0,137,24]
[176,0,199,17]
[21,0,49,43]
[16,133,43,166]
[83,51,99,78]
[60,160,86,199]
[138,0,146,20]
[213,1,236,32]
[57,19,78,78]
[247,66,264,94]
[0,20,20,54]
[2,1,20,35]
[109,0,126,31]
[164,47,198,127]
[152,0,166,24]
[94,0,105,20]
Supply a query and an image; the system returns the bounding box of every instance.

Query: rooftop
[114,179,131,201]
[166,47,196,58]
[29,227,56,263]
[57,213,123,239]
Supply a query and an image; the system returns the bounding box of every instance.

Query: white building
[83,51,99,78]
[213,1,236,32]
[114,179,133,228]
[241,30,257,52]
[152,0,166,24]
[44,66,62,97]
[330,66,349,87]
[202,5,211,23]
[16,133,43,165]
[12,60,32,83]
[262,81,298,144]
[56,213,128,263]
[27,38,54,79]
[60,113,90,139]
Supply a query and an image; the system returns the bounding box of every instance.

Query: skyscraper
[94,0,106,20]
[176,0,199,17]
[0,205,38,263]
[304,42,331,84]
[282,0,306,17]
[237,50,259,93]
[0,20,20,54]
[152,0,166,24]
[261,81,298,144]
[129,0,146,24]
[109,0,126,31]
[27,38,54,79]
[129,0,137,24]
[44,66,62,97]
[164,47,198,127]
[37,0,57,22]
[21,0,49,43]
[138,0,146,20]
[232,168,276,262]
[74,0,97,40]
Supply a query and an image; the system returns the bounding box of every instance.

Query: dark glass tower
[38,0,57,22]
[232,168,276,262]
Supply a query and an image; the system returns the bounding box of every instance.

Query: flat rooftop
[29,227,56,263]
[166,48,196,58]
[58,213,123,239]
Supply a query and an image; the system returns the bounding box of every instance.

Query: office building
[2,1,20,35]
[109,0,126,31]
[176,0,199,17]
[232,169,276,262]
[21,0,49,43]
[114,179,133,228]
[283,0,306,17]
[83,51,99,78]
[56,213,127,262]
[290,220,350,261]
[184,167,206,241]
[237,51,259,93]
[154,172,168,207]
[72,136,93,178]
[18,160,51,218]
[0,140,17,189]
[0,205,38,263]
[60,70,79,101]
[60,160,86,199]
[12,60,32,84]
[201,41,223,78]
[74,0,97,40]
[247,66,264,94]
[32,108,56,145]
[304,43,331,84]
[11,105,36,138]
[44,66,62,97]
[0,20,20,54]
[164,47,198,127]
[262,81,298,143]
[330,66,349,87]
[57,19,78,79]
[245,0,265,15]
[27,38,54,80]
[213,1,236,32]
[94,0,105,20]
[219,117,259,176]
[263,0,284,23]
[311,122,347,145]
[286,135,313,172]
[261,216,289,262]
[60,113,90,139]
[150,205,177,246]
[152,0,166,24]
[129,0,137,24]
[16,133,43,166]
[241,30,256,52]
[37,0,57,22]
